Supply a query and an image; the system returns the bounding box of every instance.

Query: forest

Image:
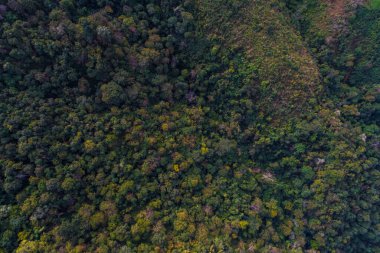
[0,0,379,252]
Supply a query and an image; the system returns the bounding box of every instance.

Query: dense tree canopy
[0,0,379,252]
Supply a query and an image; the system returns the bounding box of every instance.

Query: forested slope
[0,0,379,252]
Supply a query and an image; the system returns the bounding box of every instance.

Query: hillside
[196,0,321,119]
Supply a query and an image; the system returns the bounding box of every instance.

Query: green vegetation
[0,0,378,252]
[370,0,380,9]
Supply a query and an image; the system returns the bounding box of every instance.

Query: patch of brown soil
[324,0,367,29]
[326,0,346,19]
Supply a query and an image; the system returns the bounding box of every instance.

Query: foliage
[0,0,378,252]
